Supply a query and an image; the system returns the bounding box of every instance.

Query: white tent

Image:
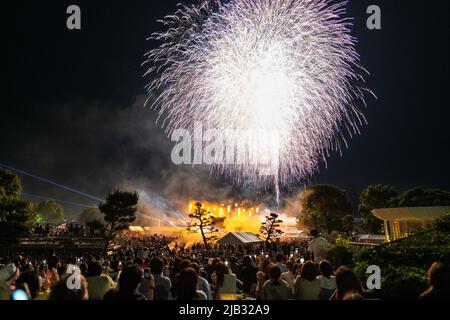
[217,232,264,246]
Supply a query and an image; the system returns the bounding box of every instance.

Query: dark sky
[3,0,450,215]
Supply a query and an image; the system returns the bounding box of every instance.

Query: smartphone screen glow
[12,289,29,300]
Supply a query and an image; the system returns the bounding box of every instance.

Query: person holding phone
[134,257,154,300]
[11,283,31,300]
[212,262,242,300]
[16,263,42,299]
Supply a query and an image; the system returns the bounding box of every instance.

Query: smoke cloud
[6,95,266,218]
[2,94,304,224]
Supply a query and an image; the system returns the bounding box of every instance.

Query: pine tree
[98,190,138,253]
[187,202,218,248]
[260,213,284,245]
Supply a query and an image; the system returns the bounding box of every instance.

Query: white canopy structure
[354,234,386,243]
[217,232,264,246]
[129,226,145,232]
[371,206,450,242]
[280,228,308,239]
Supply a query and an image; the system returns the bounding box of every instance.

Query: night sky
[3,0,450,215]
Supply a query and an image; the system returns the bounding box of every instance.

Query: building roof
[371,206,450,221]
[280,228,308,238]
[129,226,145,232]
[217,232,263,245]
[355,234,386,240]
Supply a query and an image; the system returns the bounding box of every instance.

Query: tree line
[299,184,450,235]
[0,168,139,253]
[2,167,450,250]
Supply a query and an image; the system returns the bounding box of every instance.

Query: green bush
[354,230,450,269]
[333,214,450,300]
[378,266,428,300]
[325,234,357,268]
[351,226,450,299]
[327,244,354,268]
[353,261,370,284]
[433,212,450,233]
[354,263,427,300]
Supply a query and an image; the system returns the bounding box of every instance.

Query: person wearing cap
[0,263,20,300]
[0,263,20,286]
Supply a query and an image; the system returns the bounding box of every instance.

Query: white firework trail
[144,0,374,202]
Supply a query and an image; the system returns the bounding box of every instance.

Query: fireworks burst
[144,0,373,189]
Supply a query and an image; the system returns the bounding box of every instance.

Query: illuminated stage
[130,201,305,244]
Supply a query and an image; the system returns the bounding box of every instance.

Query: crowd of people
[0,230,449,300]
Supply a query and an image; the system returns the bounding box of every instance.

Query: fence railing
[0,236,105,255]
